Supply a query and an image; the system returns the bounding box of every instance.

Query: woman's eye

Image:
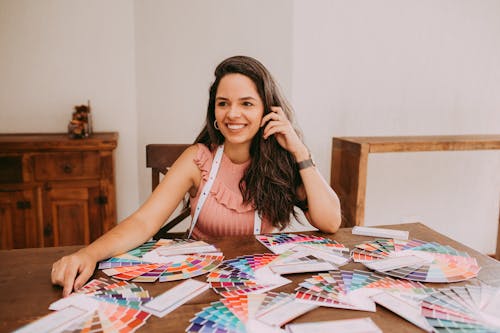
[243,101,253,107]
[217,101,227,107]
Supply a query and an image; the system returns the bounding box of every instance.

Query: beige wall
[292,0,500,253]
[1,0,499,253]
[0,0,139,219]
[134,0,293,204]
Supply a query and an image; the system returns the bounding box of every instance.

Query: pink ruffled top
[190,144,274,239]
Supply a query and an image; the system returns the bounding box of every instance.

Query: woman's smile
[226,123,246,130]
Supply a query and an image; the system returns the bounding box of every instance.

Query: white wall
[292,0,500,253]
[0,0,139,220]
[133,0,296,231]
[1,0,499,253]
[134,0,293,205]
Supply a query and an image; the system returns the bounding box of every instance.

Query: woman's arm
[51,145,201,296]
[261,107,341,233]
[295,157,341,233]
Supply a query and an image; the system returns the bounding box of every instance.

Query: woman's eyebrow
[215,96,258,101]
[240,96,258,101]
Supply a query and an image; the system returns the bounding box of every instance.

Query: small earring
[214,120,220,130]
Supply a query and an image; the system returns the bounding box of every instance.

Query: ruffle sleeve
[211,181,253,213]
[193,143,212,183]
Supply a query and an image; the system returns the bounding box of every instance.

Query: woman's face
[214,73,264,147]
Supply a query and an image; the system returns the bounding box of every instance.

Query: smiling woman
[50,55,342,296]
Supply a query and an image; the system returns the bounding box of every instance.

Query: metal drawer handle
[17,200,31,209]
[63,164,73,174]
[44,224,53,237]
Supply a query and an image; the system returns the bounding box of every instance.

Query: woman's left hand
[261,106,308,159]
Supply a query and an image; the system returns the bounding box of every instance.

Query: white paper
[247,319,286,333]
[371,291,433,332]
[285,317,382,333]
[49,294,99,312]
[141,279,209,317]
[479,286,500,329]
[288,244,349,266]
[270,261,338,275]
[13,305,91,333]
[352,226,409,240]
[257,299,317,327]
[364,255,427,272]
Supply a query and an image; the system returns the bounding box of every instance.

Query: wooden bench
[330,134,500,258]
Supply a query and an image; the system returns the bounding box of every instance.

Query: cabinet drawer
[0,156,23,183]
[33,152,100,180]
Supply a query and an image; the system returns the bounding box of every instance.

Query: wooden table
[1,223,499,333]
[330,135,500,258]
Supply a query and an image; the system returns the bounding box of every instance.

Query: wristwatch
[297,153,316,170]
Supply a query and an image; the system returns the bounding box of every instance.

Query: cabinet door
[0,189,41,249]
[42,184,101,247]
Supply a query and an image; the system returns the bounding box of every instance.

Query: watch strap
[297,158,315,170]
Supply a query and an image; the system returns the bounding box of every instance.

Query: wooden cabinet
[0,133,118,249]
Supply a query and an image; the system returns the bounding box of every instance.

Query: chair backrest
[146,143,191,239]
[146,143,191,191]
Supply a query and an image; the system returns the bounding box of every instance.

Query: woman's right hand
[51,249,97,297]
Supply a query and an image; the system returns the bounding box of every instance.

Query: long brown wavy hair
[194,55,306,230]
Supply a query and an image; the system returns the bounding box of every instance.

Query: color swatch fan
[207,254,291,297]
[256,233,348,254]
[421,284,500,332]
[295,269,436,313]
[186,292,316,333]
[15,278,152,333]
[98,239,224,282]
[63,278,152,332]
[351,239,480,282]
[267,245,347,274]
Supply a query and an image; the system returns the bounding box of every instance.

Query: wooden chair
[146,143,191,239]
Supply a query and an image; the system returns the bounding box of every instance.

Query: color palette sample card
[285,317,382,333]
[352,226,409,240]
[15,278,152,333]
[256,233,349,254]
[186,292,317,333]
[98,239,224,282]
[420,284,500,332]
[267,245,347,275]
[268,255,338,275]
[351,238,480,282]
[207,253,292,297]
[142,279,209,318]
[372,291,434,332]
[294,269,436,313]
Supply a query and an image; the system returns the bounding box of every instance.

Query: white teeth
[227,124,245,130]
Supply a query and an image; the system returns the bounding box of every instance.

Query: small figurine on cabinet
[68,100,93,139]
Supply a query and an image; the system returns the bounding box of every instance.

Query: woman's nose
[227,106,242,118]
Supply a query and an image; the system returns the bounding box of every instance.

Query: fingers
[262,122,288,140]
[51,263,58,284]
[260,107,305,155]
[51,258,66,286]
[260,106,286,127]
[74,264,94,291]
[62,259,79,297]
[270,106,285,115]
[261,107,291,140]
[51,255,90,297]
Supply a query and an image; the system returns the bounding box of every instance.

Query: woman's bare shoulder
[172,144,201,167]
